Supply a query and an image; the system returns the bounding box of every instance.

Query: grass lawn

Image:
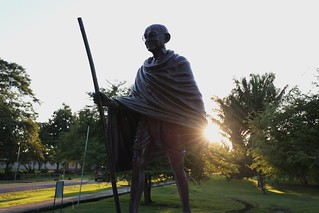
[0,181,121,208]
[58,176,319,213]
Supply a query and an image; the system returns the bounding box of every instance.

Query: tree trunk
[257,171,266,194]
[37,161,41,171]
[4,162,11,174]
[144,175,152,205]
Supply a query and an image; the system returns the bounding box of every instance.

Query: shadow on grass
[141,201,181,209]
[0,196,29,204]
[54,185,113,199]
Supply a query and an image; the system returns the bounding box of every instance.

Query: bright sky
[1,1,318,122]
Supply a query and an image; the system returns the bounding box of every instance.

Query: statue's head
[143,24,170,43]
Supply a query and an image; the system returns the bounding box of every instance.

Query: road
[0,179,95,193]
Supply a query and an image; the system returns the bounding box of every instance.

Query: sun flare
[204,120,233,148]
[204,121,222,143]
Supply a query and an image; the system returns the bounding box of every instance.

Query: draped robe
[107,50,207,171]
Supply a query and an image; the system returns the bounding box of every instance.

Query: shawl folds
[107,50,207,172]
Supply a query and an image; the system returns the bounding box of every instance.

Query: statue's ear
[165,33,171,43]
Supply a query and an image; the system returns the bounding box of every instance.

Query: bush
[40,168,49,173]
[0,171,20,180]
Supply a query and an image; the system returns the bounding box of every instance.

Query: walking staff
[77,17,121,213]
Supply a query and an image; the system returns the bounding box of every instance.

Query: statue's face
[143,25,167,52]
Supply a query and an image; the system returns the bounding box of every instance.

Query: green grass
[2,177,319,212]
[58,177,319,213]
[0,182,119,208]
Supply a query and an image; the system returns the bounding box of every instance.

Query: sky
[1,0,318,123]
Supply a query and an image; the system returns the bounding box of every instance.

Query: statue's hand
[93,92,119,108]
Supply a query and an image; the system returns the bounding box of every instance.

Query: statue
[94,24,207,213]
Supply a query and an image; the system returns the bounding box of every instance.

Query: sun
[204,121,222,143]
[204,120,233,148]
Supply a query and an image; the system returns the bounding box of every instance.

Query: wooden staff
[77,17,121,213]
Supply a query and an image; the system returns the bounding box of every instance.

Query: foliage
[87,80,132,105]
[58,107,105,171]
[0,58,41,172]
[38,122,52,167]
[250,90,319,184]
[0,58,39,117]
[202,143,239,177]
[39,103,76,170]
[17,119,45,172]
[56,81,131,173]
[212,73,288,178]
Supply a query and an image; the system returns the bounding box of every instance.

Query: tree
[40,103,76,170]
[56,81,131,173]
[17,119,44,172]
[88,80,132,169]
[250,89,319,184]
[38,122,51,170]
[0,58,41,174]
[202,143,239,178]
[212,73,288,178]
[58,107,105,172]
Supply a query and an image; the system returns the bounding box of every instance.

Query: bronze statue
[95,24,207,213]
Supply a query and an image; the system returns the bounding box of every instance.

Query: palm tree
[212,73,287,178]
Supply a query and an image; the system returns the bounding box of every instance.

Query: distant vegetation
[1,58,319,199]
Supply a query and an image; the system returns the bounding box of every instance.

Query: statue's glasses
[142,33,165,42]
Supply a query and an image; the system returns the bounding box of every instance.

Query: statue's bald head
[144,24,171,43]
[146,24,169,34]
